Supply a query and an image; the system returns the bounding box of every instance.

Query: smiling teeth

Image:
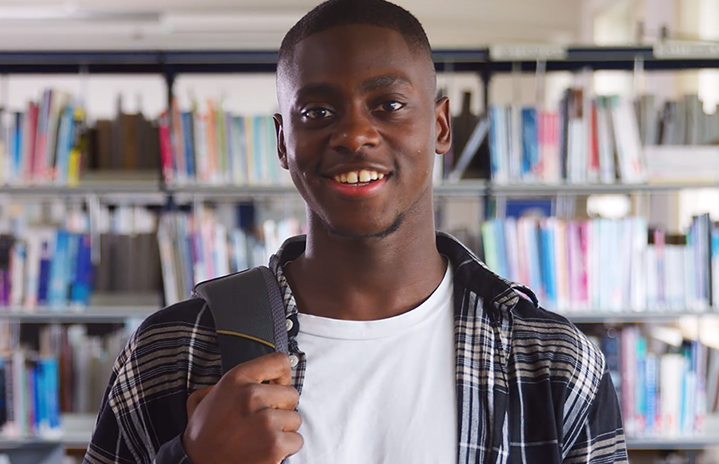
[333,170,385,184]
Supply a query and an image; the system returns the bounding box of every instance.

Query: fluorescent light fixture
[161,12,301,32]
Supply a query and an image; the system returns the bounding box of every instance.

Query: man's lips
[324,174,390,198]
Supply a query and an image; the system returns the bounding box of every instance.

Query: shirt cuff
[155,433,194,464]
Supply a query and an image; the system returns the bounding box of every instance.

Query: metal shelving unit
[3,44,719,458]
[563,310,719,324]
[490,181,719,196]
[0,306,156,323]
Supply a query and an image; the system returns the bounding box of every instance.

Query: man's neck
[284,218,446,321]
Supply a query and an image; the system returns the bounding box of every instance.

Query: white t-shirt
[287,264,457,464]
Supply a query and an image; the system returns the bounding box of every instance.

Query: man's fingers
[187,386,213,418]
[229,352,293,385]
[281,432,304,459]
[257,408,302,433]
[244,383,300,412]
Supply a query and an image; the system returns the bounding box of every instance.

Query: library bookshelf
[2,44,719,462]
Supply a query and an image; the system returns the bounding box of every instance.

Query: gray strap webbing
[193,266,288,374]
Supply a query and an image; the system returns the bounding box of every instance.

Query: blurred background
[1,1,719,463]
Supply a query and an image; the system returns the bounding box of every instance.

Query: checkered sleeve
[82,300,221,464]
[562,365,629,463]
[82,333,145,464]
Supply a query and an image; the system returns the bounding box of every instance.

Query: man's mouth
[332,169,386,185]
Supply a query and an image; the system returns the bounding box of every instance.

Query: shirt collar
[267,232,538,318]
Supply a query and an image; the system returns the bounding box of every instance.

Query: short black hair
[278,0,433,72]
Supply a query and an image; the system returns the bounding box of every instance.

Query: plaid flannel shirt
[83,232,628,464]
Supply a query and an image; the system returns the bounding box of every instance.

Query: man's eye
[302,108,333,119]
[379,101,405,112]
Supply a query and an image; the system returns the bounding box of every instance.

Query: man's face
[275,24,451,239]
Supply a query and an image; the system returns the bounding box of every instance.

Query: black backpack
[192,266,289,375]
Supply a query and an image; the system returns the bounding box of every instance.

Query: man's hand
[183,352,303,464]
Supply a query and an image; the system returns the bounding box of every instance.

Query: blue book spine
[40,359,60,432]
[12,112,23,179]
[47,230,69,309]
[70,234,93,306]
[521,107,538,179]
[635,336,647,434]
[37,240,53,305]
[645,353,657,434]
[539,224,555,307]
[181,112,196,178]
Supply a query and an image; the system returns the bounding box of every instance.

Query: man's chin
[323,215,405,240]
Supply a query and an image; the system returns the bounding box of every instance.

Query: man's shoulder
[510,298,606,391]
[444,237,606,390]
[138,297,216,335]
[129,298,220,362]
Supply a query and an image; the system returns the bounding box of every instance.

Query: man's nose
[329,108,380,154]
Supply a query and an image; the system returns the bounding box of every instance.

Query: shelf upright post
[480,67,492,221]
[162,57,176,210]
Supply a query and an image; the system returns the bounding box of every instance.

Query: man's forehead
[285,26,423,82]
[276,24,436,107]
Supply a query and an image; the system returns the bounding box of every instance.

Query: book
[480,214,718,312]
[158,207,301,306]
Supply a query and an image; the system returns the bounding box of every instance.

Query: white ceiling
[0,0,583,50]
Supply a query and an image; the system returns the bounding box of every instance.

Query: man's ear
[434,96,452,155]
[273,113,288,170]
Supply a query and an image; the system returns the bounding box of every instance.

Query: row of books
[488,92,645,185]
[487,92,719,185]
[592,326,709,438]
[0,323,128,438]
[636,94,719,147]
[481,213,718,312]
[0,90,86,186]
[160,101,292,187]
[0,231,94,310]
[57,324,128,416]
[0,202,161,310]
[0,353,60,438]
[157,208,302,305]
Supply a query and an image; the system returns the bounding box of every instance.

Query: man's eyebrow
[359,75,413,93]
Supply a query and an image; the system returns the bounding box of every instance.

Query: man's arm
[81,300,219,464]
[82,333,154,464]
[562,369,629,463]
[82,328,197,464]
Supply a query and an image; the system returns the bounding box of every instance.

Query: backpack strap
[192,266,289,375]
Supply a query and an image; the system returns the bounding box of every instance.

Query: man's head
[277,0,436,101]
[274,0,451,240]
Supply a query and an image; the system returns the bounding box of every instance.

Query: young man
[84,1,627,463]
